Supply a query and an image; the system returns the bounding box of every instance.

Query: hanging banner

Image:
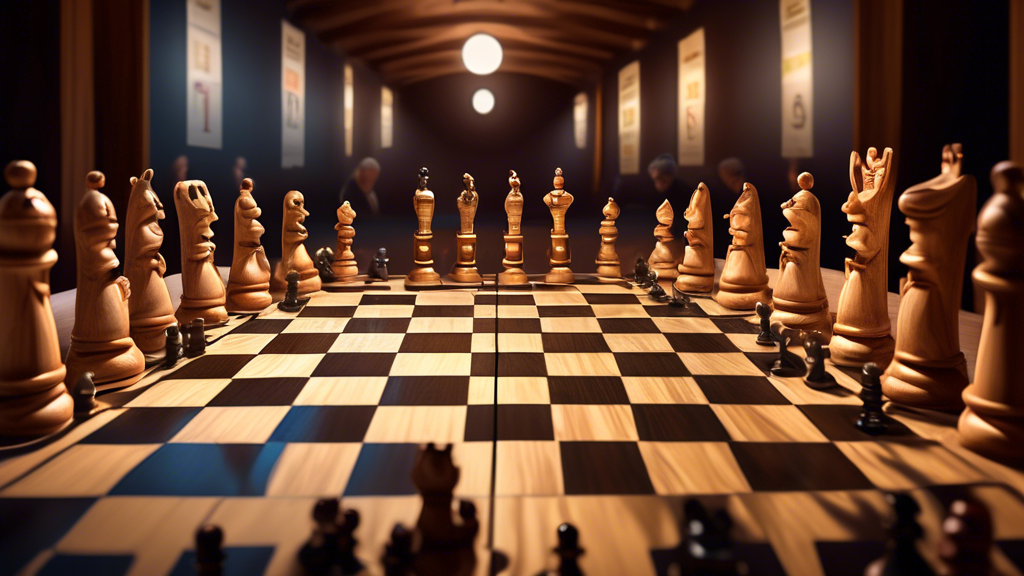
[677,28,706,166]
[344,64,354,157]
[281,20,305,168]
[618,60,641,175]
[573,92,588,149]
[186,0,222,149]
[381,86,393,149]
[780,0,814,158]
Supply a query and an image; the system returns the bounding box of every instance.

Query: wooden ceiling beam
[378,48,603,76]
[391,63,588,87]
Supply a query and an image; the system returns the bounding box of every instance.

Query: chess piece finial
[715,182,771,310]
[499,169,528,284]
[595,197,621,278]
[451,172,482,282]
[331,201,358,281]
[406,167,441,287]
[673,182,715,293]
[648,199,682,280]
[226,178,273,313]
[272,190,321,295]
[544,167,575,283]
[174,180,228,326]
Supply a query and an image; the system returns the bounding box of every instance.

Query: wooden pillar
[591,81,603,197]
[1011,0,1024,164]
[853,0,903,166]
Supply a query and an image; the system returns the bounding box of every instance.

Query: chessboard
[2,277,1024,576]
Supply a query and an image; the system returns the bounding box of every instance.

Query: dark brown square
[475,294,534,305]
[261,333,338,354]
[359,294,417,306]
[230,319,293,334]
[693,376,790,404]
[471,353,496,376]
[643,304,709,318]
[464,405,494,441]
[474,318,496,333]
[269,406,377,442]
[379,376,470,405]
[343,318,411,333]
[632,404,731,441]
[496,318,542,333]
[412,305,474,317]
[496,405,554,440]
[560,442,655,495]
[537,306,596,317]
[584,294,642,305]
[208,378,309,406]
[712,318,760,334]
[399,333,473,353]
[497,353,548,377]
[312,353,396,377]
[548,376,629,404]
[798,404,919,441]
[165,354,255,379]
[541,333,611,353]
[730,443,875,491]
[597,318,660,334]
[665,333,740,353]
[614,353,689,377]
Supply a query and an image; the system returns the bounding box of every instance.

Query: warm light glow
[472,88,495,115]
[462,33,502,75]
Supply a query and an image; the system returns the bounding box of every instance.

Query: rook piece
[770,322,806,378]
[772,173,832,337]
[406,168,442,287]
[544,168,575,283]
[225,178,272,313]
[278,270,309,312]
[803,331,836,389]
[0,160,73,436]
[595,197,621,278]
[65,171,146,391]
[174,180,228,326]
[195,525,225,576]
[830,147,897,368]
[164,325,182,368]
[368,248,389,281]
[499,170,528,284]
[332,201,358,281]
[883,145,976,410]
[755,302,774,346]
[857,362,888,435]
[937,499,992,576]
[184,318,206,358]
[715,182,771,310]
[71,371,97,415]
[450,173,482,283]
[865,493,934,576]
[959,161,1024,463]
[648,199,681,280]
[272,190,321,294]
[412,443,478,576]
[673,183,715,293]
[124,168,176,364]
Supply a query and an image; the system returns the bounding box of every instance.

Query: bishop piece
[332,201,358,281]
[648,199,681,280]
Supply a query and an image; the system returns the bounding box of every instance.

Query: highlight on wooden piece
[673,182,714,293]
[272,190,321,295]
[123,168,176,364]
[595,197,621,278]
[714,182,770,310]
[0,160,73,437]
[883,144,976,411]
[829,147,896,368]
[958,160,1024,464]
[648,199,681,280]
[498,169,528,285]
[406,167,442,287]
[174,179,228,327]
[771,172,832,338]
[332,201,358,281]
[544,167,575,283]
[225,178,272,313]
[64,171,145,391]
[450,172,482,283]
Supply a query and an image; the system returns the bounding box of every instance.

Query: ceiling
[286,0,695,86]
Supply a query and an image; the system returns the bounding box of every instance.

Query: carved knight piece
[272,190,321,295]
[226,178,272,312]
[715,182,770,310]
[648,199,681,280]
[175,180,228,326]
[673,182,715,293]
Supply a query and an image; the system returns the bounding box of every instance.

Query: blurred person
[717,157,745,196]
[340,157,381,218]
[648,153,691,236]
[233,156,248,189]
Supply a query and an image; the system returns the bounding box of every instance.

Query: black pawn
[865,493,935,576]
[669,283,690,308]
[71,371,97,415]
[648,282,667,301]
[368,248,389,281]
[165,325,182,368]
[770,323,806,377]
[338,508,364,575]
[278,270,306,312]
[195,524,225,576]
[803,331,836,389]
[382,523,414,576]
[299,498,340,572]
[755,302,773,346]
[314,247,336,283]
[185,318,205,358]
[633,256,651,287]
[857,362,888,435]
[554,523,584,576]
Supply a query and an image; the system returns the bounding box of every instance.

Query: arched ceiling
[286,0,695,86]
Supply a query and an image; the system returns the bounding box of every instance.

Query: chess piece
[332,201,358,281]
[830,147,897,368]
[123,168,176,364]
[544,168,575,283]
[184,318,206,358]
[499,170,528,285]
[338,508,364,575]
[278,270,309,312]
[755,302,774,346]
[195,525,225,576]
[412,443,478,576]
[71,371,97,416]
[65,171,146,391]
[634,256,654,288]
[314,247,336,283]
[883,145,976,411]
[299,498,341,573]
[771,173,832,338]
[648,282,667,301]
[174,180,228,327]
[770,322,806,378]
[0,160,73,437]
[164,325,182,368]
[406,168,442,288]
[272,190,321,294]
[937,499,992,576]
[382,524,414,576]
[368,248,389,281]
[594,197,622,278]
[225,178,272,313]
[450,173,482,283]
[648,199,681,280]
[678,499,744,575]
[715,182,771,310]
[674,183,715,293]
[553,523,584,576]
[864,493,934,576]
[959,161,1024,463]
[803,331,836,389]
[857,362,888,435]
[669,283,690,308]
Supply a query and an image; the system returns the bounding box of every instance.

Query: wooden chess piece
[174,180,228,327]
[71,371,98,416]
[185,318,206,358]
[673,183,714,293]
[715,182,771,310]
[225,178,272,313]
[195,525,225,576]
[648,199,681,280]
[382,524,414,576]
[865,493,934,576]
[499,170,528,285]
[65,171,145,392]
[406,168,442,288]
[830,147,897,368]
[450,173,482,283]
[278,270,309,312]
[0,160,73,437]
[123,168,176,364]
[803,331,836,389]
[332,201,358,281]
[544,167,575,283]
[770,322,806,378]
[958,161,1024,464]
[857,363,888,435]
[595,197,622,278]
[755,301,774,346]
[883,145,976,411]
[771,173,832,338]
[164,325,182,368]
[412,443,478,576]
[272,190,321,295]
[937,499,992,576]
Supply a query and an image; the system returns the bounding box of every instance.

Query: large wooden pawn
[648,199,681,280]
[715,182,770,310]
[406,168,442,287]
[673,182,715,293]
[174,180,228,326]
[225,178,272,313]
[332,201,358,281]
[544,168,574,283]
[450,173,482,283]
[272,191,321,294]
[595,197,621,278]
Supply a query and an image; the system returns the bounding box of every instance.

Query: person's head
[718,157,745,195]
[172,155,189,182]
[648,154,678,193]
[354,157,380,193]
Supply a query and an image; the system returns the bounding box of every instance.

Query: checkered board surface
[2,278,1024,576]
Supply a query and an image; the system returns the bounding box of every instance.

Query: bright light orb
[462,33,503,75]
[472,88,495,115]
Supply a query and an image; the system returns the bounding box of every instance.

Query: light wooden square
[472,333,496,353]
[258,307,301,319]
[1,444,161,497]
[233,353,322,378]
[540,317,602,333]
[710,405,829,442]
[603,333,673,353]
[416,291,474,305]
[353,305,415,318]
[678,353,764,376]
[407,317,474,333]
[265,442,362,497]
[652,317,720,333]
[725,333,778,353]
[836,441,990,491]
[169,406,291,444]
[452,442,493,497]
[281,318,350,333]
[205,334,275,355]
[468,377,495,404]
[473,304,496,318]
[363,406,467,443]
[498,333,544,353]
[545,353,621,376]
[126,378,232,408]
[621,376,708,404]
[390,353,472,376]
[591,304,648,318]
[495,441,564,496]
[551,404,638,441]
[305,292,363,306]
[696,299,753,317]
[767,371,861,405]
[638,442,753,495]
[532,292,587,305]
[497,377,550,404]
[498,305,539,318]
[293,377,387,406]
[329,333,405,353]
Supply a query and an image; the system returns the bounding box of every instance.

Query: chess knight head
[174,180,218,263]
[336,200,356,226]
[725,182,759,245]
[781,173,821,254]
[656,199,674,227]
[843,147,894,266]
[460,173,478,204]
[126,169,166,264]
[234,179,264,248]
[76,171,120,276]
[282,190,309,247]
[683,182,711,246]
[411,443,460,496]
[0,160,57,255]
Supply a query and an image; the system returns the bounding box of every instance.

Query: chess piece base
[882,352,969,412]
[225,285,272,315]
[770,300,833,340]
[130,313,177,360]
[828,331,895,368]
[714,284,771,311]
[673,273,713,293]
[0,374,73,437]
[958,397,1024,464]
[449,266,482,283]
[497,268,528,285]
[596,264,621,279]
[650,263,679,279]
[545,267,575,284]
[65,337,145,392]
[331,262,359,282]
[405,268,441,288]
[175,298,228,328]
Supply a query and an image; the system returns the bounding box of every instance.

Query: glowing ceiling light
[472,88,495,115]
[462,33,502,75]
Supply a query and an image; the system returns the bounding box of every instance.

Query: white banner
[677,28,706,166]
[573,92,588,149]
[618,60,641,175]
[344,64,354,157]
[186,0,222,149]
[381,86,393,149]
[281,20,305,168]
[780,0,814,158]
